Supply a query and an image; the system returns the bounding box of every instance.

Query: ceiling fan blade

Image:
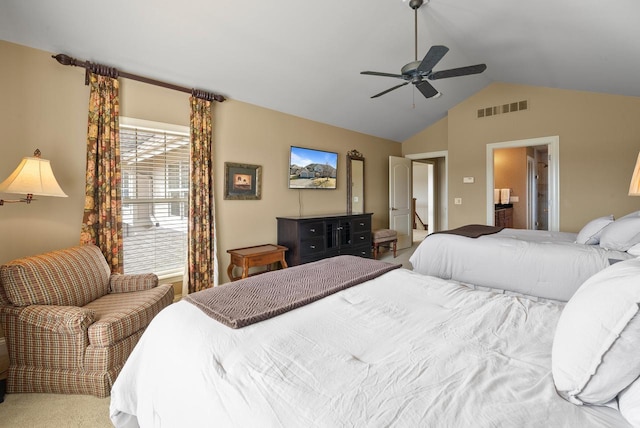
[361,71,406,79]
[371,82,409,98]
[417,45,449,73]
[428,63,487,80]
[415,80,439,98]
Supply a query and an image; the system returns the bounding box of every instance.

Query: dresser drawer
[299,237,325,256]
[344,243,372,258]
[299,222,325,240]
[352,231,371,246]
[352,217,371,233]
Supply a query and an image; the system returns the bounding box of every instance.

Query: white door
[389,156,412,249]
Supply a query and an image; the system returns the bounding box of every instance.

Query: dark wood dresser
[277,213,372,266]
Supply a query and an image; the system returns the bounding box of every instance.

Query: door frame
[486,136,560,231]
[405,151,448,231]
[526,155,537,229]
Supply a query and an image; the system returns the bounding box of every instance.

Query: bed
[409,226,634,302]
[109,255,639,428]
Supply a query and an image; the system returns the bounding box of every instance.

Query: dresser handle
[359,222,365,226]
[310,228,316,233]
[360,236,365,240]
[310,245,316,249]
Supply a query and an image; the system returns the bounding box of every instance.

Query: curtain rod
[52,53,226,103]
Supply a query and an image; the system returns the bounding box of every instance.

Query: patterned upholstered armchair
[0,245,174,397]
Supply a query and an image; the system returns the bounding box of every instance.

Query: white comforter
[409,229,633,302]
[110,269,629,428]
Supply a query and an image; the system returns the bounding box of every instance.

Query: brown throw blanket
[432,224,504,238]
[185,255,401,329]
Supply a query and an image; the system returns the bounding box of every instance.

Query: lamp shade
[630,152,640,196]
[0,155,68,197]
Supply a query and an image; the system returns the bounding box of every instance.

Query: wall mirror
[347,149,365,213]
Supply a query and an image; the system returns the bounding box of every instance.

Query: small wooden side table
[227,244,288,282]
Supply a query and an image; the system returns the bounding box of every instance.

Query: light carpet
[0,392,112,427]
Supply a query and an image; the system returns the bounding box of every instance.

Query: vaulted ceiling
[1,0,639,142]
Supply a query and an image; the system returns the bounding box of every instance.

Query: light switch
[454,198,462,205]
[463,177,475,184]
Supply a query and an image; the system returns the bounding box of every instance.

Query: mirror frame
[346,149,365,214]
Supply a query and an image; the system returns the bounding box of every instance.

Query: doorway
[486,136,559,231]
[388,152,448,249]
[406,151,448,237]
[412,161,431,242]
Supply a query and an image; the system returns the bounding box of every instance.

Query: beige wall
[0,41,401,284]
[403,116,448,154]
[403,82,640,232]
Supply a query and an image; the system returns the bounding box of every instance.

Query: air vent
[477,99,528,118]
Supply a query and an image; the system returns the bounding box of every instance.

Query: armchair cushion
[1,245,110,307]
[109,273,158,293]
[18,305,96,335]
[85,285,173,347]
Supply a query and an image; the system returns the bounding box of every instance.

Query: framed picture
[224,162,262,200]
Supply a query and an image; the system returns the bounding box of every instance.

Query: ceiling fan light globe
[408,0,424,10]
[401,60,422,76]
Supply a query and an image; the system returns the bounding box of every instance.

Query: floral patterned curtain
[185,95,217,293]
[79,72,123,273]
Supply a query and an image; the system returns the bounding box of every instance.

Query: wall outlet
[511,196,519,202]
[454,198,462,205]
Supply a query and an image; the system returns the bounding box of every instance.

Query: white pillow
[619,376,640,427]
[575,215,614,245]
[620,210,640,220]
[599,217,640,251]
[628,243,640,257]
[551,258,640,405]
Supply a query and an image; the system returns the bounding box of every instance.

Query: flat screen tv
[288,146,338,189]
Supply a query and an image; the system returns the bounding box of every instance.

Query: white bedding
[409,228,633,302]
[110,269,629,427]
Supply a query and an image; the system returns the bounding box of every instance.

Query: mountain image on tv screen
[289,146,338,189]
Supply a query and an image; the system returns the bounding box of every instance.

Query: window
[119,118,190,278]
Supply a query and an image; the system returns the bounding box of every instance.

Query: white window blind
[119,120,189,277]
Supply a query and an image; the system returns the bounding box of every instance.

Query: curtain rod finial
[53,54,76,66]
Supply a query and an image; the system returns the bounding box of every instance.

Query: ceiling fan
[361,0,486,99]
